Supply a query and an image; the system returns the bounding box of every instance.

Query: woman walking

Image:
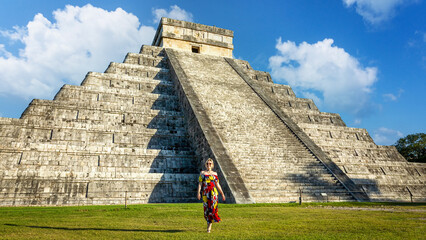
[197,158,226,233]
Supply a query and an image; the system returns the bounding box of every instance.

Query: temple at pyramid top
[152,17,234,58]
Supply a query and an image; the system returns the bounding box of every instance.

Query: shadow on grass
[4,223,184,233]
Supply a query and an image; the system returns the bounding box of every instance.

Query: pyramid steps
[0,151,196,172]
[0,46,202,206]
[56,84,178,100]
[53,85,181,112]
[105,62,170,79]
[82,72,173,90]
[168,50,355,203]
[139,45,166,57]
[123,52,167,67]
[1,117,186,132]
[229,58,425,202]
[0,174,197,205]
[21,99,183,117]
[2,166,198,178]
[1,16,424,205]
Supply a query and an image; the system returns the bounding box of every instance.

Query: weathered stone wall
[161,38,233,58]
[152,17,233,58]
[0,45,199,206]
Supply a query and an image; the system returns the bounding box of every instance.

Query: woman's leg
[207,222,212,233]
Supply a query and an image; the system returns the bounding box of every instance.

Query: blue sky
[0,0,425,145]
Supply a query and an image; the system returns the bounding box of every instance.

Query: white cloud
[373,127,404,145]
[0,26,27,41]
[0,4,156,100]
[343,0,417,25]
[153,5,193,23]
[383,93,397,101]
[269,38,378,117]
[0,44,11,58]
[383,89,404,101]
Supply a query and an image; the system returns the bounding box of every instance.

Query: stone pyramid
[0,18,424,206]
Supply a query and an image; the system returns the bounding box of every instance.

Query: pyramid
[0,18,424,206]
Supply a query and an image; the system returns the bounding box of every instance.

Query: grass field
[0,202,425,239]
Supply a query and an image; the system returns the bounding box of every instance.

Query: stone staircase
[232,59,426,202]
[0,45,199,206]
[225,126,354,202]
[167,50,356,203]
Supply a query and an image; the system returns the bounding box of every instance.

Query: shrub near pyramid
[0,18,424,206]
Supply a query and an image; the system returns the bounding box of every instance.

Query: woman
[197,158,226,233]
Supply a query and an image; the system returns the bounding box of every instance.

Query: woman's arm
[197,182,202,200]
[216,182,226,201]
[197,172,203,200]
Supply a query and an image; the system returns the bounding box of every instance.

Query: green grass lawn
[0,202,425,240]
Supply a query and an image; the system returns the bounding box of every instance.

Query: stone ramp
[0,45,199,206]
[166,49,356,203]
[166,49,253,204]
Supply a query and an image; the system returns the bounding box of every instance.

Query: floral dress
[199,173,221,223]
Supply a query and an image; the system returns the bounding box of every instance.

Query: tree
[394,133,426,163]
